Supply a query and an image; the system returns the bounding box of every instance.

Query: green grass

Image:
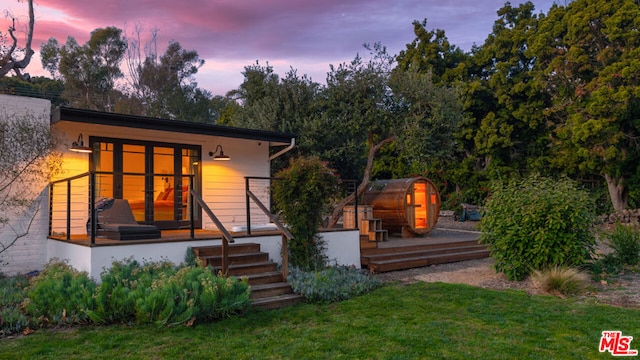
[1,282,638,359]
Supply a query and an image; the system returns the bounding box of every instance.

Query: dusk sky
[2,0,559,96]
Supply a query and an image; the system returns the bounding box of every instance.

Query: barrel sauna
[362,177,440,237]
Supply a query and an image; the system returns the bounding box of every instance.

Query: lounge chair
[89,198,161,240]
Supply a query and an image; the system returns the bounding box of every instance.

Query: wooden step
[251,293,305,310]
[250,282,293,299]
[192,243,261,257]
[366,249,490,273]
[369,229,388,242]
[360,218,382,234]
[360,234,377,250]
[199,252,269,267]
[194,242,304,310]
[213,261,278,276]
[244,271,283,285]
[361,239,482,256]
[361,244,487,265]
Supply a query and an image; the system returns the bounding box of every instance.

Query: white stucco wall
[0,95,52,276]
[47,230,360,280]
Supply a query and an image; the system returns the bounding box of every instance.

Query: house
[0,95,360,279]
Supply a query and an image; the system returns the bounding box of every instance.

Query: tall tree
[469,2,550,178]
[532,0,640,210]
[0,0,34,80]
[40,27,127,111]
[226,61,282,130]
[395,19,468,83]
[136,40,210,120]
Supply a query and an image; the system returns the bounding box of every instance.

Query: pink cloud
[2,0,558,94]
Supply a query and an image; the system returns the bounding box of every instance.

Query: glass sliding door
[122,144,147,222]
[90,137,201,230]
[153,146,175,222]
[94,142,114,199]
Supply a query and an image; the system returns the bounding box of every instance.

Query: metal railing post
[190,175,195,239]
[89,172,96,245]
[66,180,71,241]
[48,183,53,238]
[245,177,251,235]
[281,234,288,280]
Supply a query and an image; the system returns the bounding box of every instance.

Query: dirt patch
[374,217,640,309]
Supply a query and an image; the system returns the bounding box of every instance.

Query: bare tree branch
[0,200,39,255]
[0,0,35,80]
[326,135,397,228]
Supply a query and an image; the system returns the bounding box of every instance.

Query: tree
[0,0,34,80]
[136,40,208,120]
[318,44,463,226]
[468,2,551,178]
[40,27,127,111]
[0,75,65,107]
[0,108,61,268]
[532,0,640,210]
[272,156,339,270]
[227,63,323,171]
[226,61,282,130]
[395,19,468,83]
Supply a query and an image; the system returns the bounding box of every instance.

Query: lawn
[1,282,637,359]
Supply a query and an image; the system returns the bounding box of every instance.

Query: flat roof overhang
[51,106,295,146]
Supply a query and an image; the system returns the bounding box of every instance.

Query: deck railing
[245,176,293,279]
[244,177,359,279]
[48,171,198,246]
[49,172,95,243]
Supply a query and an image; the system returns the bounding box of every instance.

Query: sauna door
[413,182,428,230]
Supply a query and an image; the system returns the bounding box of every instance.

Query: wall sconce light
[209,144,230,161]
[70,133,93,153]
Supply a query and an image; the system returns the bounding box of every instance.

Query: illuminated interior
[413,182,427,229]
[92,138,200,229]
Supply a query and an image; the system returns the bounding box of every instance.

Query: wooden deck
[360,227,489,273]
[48,228,283,247]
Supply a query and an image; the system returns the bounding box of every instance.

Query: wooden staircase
[192,243,304,310]
[361,238,489,273]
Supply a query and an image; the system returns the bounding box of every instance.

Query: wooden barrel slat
[363,177,440,237]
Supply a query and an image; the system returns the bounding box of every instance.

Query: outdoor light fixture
[209,144,230,161]
[70,133,93,153]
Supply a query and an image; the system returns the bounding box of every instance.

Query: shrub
[532,266,590,296]
[22,260,96,325]
[88,258,177,324]
[0,274,33,335]
[480,175,597,281]
[606,224,640,266]
[272,156,340,270]
[89,259,250,326]
[134,266,250,326]
[287,265,382,303]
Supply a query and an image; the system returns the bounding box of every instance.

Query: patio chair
[90,198,161,240]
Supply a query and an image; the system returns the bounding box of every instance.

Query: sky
[1,0,560,96]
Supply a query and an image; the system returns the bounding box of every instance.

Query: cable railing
[49,171,197,246]
[244,176,359,279]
